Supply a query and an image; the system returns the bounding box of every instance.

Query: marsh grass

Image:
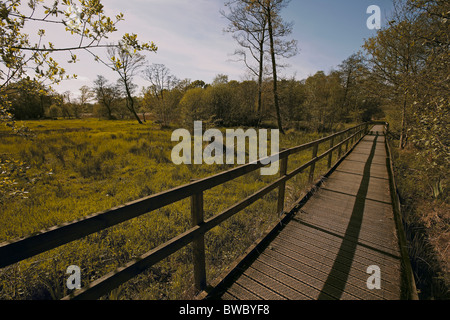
[0,119,338,300]
[391,144,449,300]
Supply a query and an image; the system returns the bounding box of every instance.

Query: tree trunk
[125,84,143,124]
[267,9,284,134]
[129,100,142,124]
[399,91,408,149]
[105,102,113,120]
[257,40,264,127]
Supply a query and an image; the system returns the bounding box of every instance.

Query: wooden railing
[383,123,419,300]
[0,123,370,300]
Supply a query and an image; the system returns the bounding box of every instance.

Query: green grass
[0,119,343,300]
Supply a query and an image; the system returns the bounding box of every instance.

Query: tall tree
[107,42,148,124]
[222,0,297,131]
[222,0,269,124]
[337,53,382,122]
[247,0,297,134]
[143,63,178,100]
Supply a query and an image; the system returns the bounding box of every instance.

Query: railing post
[345,131,350,153]
[327,137,334,169]
[277,152,289,214]
[350,128,355,146]
[337,136,343,160]
[308,142,319,184]
[190,181,207,293]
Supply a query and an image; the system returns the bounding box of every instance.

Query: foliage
[0,0,156,88]
[92,75,120,120]
[1,0,447,301]
[363,0,449,197]
[0,0,156,129]
[4,77,56,120]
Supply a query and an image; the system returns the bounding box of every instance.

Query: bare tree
[259,0,297,134]
[143,63,179,99]
[107,43,147,124]
[142,63,179,126]
[222,0,297,133]
[222,0,269,124]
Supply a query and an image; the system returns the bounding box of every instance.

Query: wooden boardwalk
[207,125,405,300]
[2,123,415,300]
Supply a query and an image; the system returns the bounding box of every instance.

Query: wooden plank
[250,259,334,300]
[234,274,286,300]
[270,235,400,297]
[261,241,383,300]
[245,266,309,299]
[226,282,263,300]
[258,250,358,300]
[327,137,334,169]
[308,143,319,183]
[280,222,402,276]
[296,207,400,252]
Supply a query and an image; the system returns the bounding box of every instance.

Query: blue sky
[50,0,395,96]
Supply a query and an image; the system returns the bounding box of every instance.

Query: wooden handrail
[383,123,419,300]
[0,122,369,300]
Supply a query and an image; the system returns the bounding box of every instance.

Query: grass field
[0,119,348,300]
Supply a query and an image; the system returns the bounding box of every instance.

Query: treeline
[5,58,384,132]
[4,0,448,156]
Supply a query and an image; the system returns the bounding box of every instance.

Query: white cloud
[109,0,243,82]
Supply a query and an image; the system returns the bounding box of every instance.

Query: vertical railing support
[190,181,207,293]
[327,137,334,169]
[345,130,350,153]
[349,128,354,146]
[277,153,289,214]
[309,143,319,184]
